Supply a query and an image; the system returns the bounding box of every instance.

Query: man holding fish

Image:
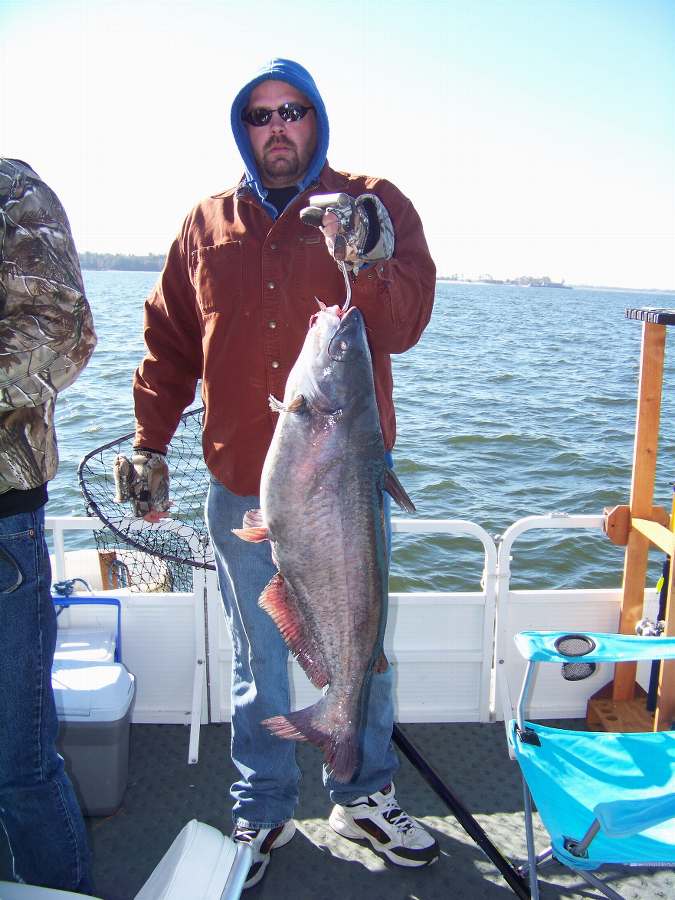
[128,58,437,888]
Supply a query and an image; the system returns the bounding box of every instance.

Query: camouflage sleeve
[0,159,97,412]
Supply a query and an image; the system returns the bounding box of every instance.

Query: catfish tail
[263,697,359,783]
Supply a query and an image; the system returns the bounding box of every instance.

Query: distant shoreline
[79,251,165,272]
[436,278,675,295]
[78,256,674,295]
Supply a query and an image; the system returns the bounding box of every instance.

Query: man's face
[245,80,317,188]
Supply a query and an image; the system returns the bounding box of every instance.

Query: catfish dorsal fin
[384,467,416,514]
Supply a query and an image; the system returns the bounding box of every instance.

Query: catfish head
[283,303,373,417]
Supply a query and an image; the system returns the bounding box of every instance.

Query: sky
[1,0,674,289]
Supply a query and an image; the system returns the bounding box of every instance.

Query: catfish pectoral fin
[269,393,305,414]
[242,508,265,529]
[287,394,305,412]
[384,467,416,514]
[232,526,269,542]
[233,508,269,542]
[374,650,389,673]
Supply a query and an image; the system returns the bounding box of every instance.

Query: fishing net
[78,407,215,593]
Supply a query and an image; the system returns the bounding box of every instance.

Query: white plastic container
[54,628,116,664]
[52,662,135,816]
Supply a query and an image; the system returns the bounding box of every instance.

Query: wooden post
[613,322,666,701]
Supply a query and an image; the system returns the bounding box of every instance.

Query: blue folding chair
[509,631,675,900]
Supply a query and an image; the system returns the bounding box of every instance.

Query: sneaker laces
[233,825,259,845]
[381,796,416,834]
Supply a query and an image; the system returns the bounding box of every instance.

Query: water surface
[50,273,675,592]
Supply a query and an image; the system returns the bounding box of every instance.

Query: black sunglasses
[242,102,314,127]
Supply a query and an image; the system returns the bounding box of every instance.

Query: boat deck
[55,721,675,900]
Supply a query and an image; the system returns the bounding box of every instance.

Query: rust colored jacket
[134,163,435,496]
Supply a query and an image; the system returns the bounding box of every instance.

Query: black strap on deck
[393,724,531,898]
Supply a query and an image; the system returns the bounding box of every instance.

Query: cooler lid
[52,662,135,722]
[55,628,116,664]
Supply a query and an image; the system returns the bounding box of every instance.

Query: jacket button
[271,360,280,369]
[268,320,277,329]
[267,281,276,290]
[269,242,277,250]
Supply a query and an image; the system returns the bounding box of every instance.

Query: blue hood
[230,58,329,212]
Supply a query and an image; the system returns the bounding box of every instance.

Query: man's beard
[261,138,300,181]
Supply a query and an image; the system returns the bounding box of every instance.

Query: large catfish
[233,303,414,782]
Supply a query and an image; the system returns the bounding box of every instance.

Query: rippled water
[50,273,675,592]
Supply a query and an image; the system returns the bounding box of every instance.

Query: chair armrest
[515,630,675,663]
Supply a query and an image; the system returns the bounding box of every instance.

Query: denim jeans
[0,507,93,893]
[205,472,398,828]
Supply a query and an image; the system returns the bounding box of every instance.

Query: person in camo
[0,158,96,894]
[126,58,438,889]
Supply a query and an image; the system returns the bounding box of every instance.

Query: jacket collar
[234,161,344,215]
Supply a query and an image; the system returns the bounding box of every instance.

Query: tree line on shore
[79,254,569,288]
[79,252,166,271]
[438,274,569,287]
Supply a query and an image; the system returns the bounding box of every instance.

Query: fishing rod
[392,724,531,898]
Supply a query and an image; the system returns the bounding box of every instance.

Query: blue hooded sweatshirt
[230,58,330,219]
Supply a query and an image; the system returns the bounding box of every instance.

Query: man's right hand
[299,192,394,276]
[113,449,171,521]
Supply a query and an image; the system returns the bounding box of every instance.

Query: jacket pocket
[192,241,243,316]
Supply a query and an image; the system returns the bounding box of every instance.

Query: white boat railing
[46,512,647,764]
[47,515,105,582]
[494,513,656,726]
[390,518,497,723]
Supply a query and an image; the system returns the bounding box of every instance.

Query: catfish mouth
[328,306,363,361]
[309,300,356,330]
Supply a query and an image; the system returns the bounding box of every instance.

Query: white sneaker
[329,782,439,867]
[232,819,296,889]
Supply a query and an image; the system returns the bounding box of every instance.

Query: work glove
[113,449,171,518]
[300,192,395,275]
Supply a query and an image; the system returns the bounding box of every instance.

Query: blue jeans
[205,475,399,828]
[0,507,93,893]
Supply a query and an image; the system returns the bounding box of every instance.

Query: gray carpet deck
[80,722,673,900]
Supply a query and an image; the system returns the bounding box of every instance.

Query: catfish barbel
[234,302,414,782]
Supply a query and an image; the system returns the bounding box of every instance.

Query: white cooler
[54,628,116,664]
[0,820,251,899]
[52,662,135,816]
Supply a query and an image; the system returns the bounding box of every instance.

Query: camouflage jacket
[0,158,96,495]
